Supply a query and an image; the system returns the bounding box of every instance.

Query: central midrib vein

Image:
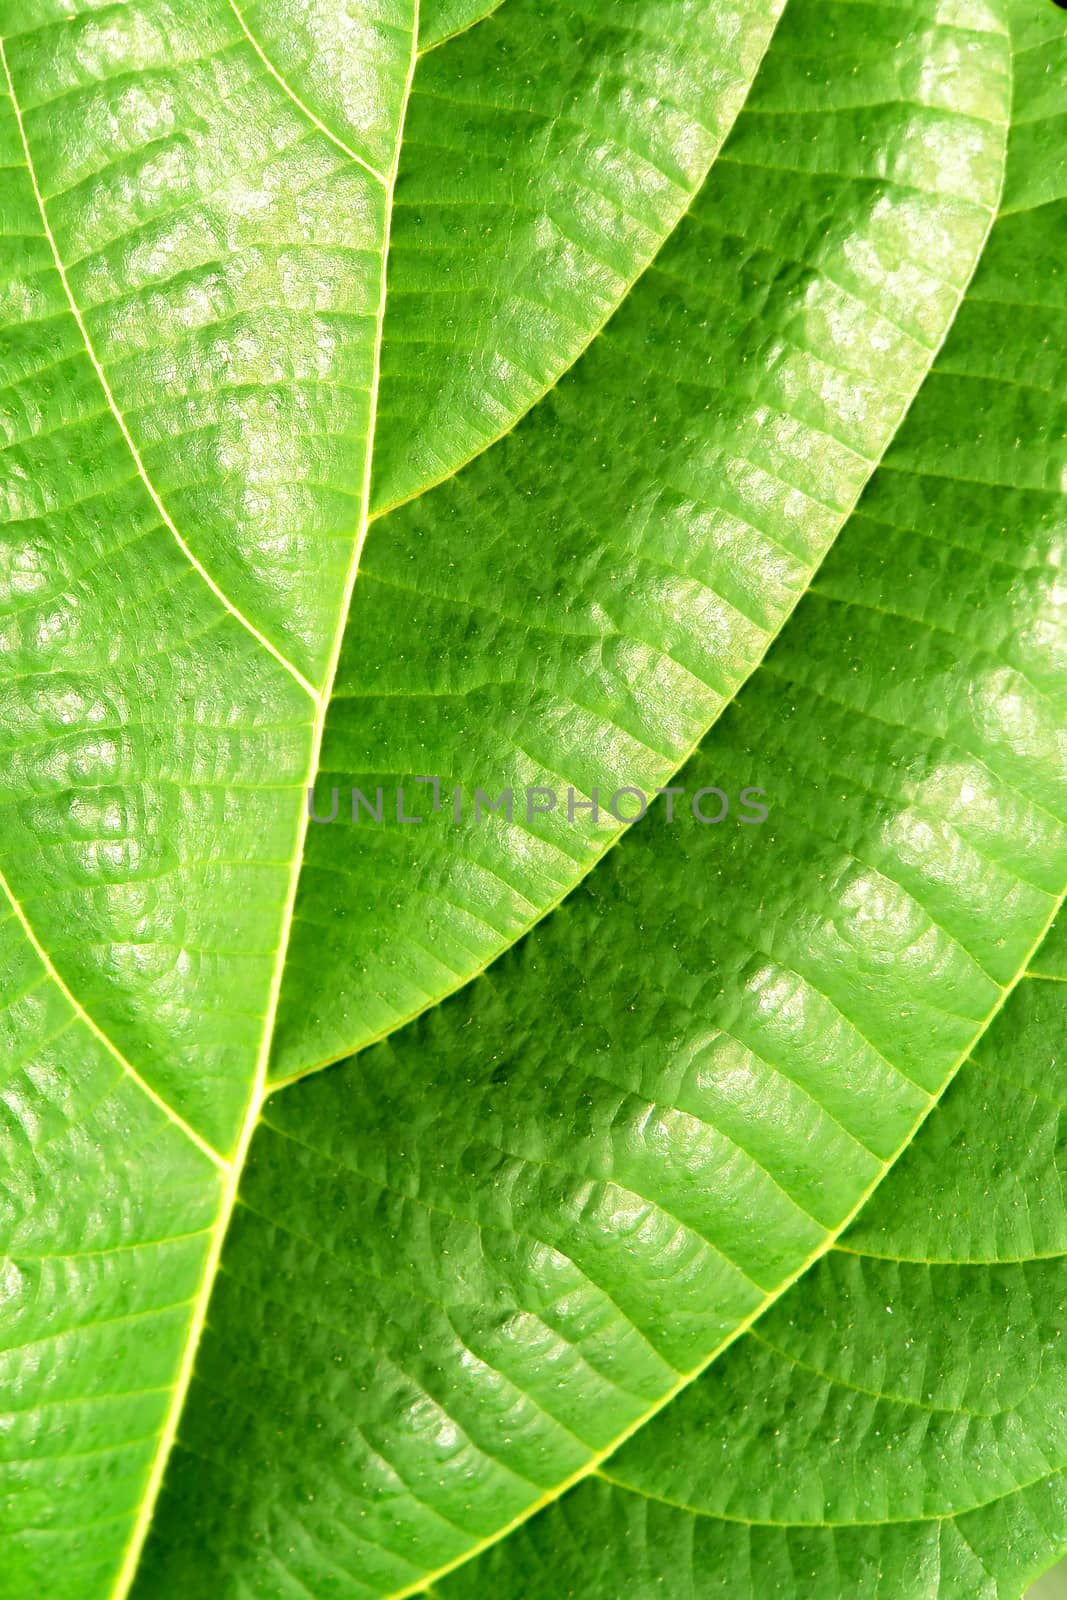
[0,36,319,705]
[105,8,423,1594]
[0,863,224,1170]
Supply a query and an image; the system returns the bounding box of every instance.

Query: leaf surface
[464,916,1067,1600]
[0,3,1064,1599]
[274,0,1010,1076]
[122,7,1065,1595]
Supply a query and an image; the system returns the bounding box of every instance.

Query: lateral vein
[226,0,390,185]
[593,1466,1063,1532]
[377,879,1064,1600]
[368,0,791,525]
[106,7,423,1595]
[0,38,319,704]
[418,0,508,56]
[0,863,228,1171]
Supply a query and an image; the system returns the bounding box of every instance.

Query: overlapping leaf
[0,3,1063,1599]
[127,8,1067,1591]
[462,917,1067,1600]
[276,0,1012,1072]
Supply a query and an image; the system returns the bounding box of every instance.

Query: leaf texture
[129,6,1064,1596]
[0,2,1064,1599]
[273,0,1011,1077]
[456,918,1067,1600]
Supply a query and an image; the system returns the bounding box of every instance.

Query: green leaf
[0,3,1063,1599]
[127,0,1067,1571]
[1032,1563,1067,1600]
[458,917,1067,1600]
[274,0,1011,1075]
[372,0,794,512]
[418,2,506,52]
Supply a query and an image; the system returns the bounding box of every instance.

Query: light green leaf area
[277,0,1010,1076]
[418,2,506,52]
[0,2,1063,1600]
[461,919,1067,1600]
[133,6,1062,1598]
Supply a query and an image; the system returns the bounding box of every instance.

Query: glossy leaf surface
[460,917,1067,1599]
[0,3,1064,1599]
